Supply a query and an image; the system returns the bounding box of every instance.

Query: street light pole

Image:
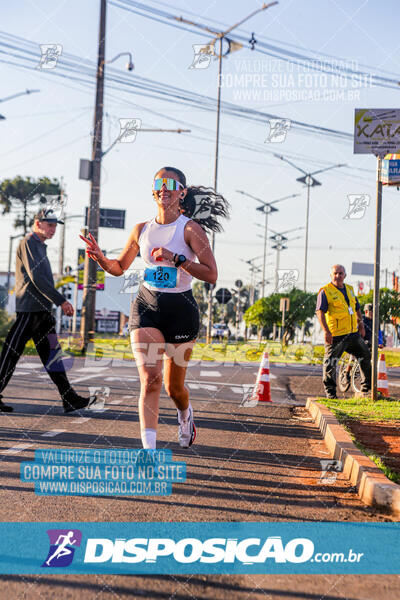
[175,4,279,343]
[274,154,346,291]
[237,191,299,297]
[270,228,304,291]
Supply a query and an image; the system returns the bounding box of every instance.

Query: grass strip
[317,396,400,483]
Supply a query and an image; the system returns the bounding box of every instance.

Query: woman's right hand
[79,233,104,262]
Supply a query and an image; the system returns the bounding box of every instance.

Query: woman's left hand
[151,247,175,263]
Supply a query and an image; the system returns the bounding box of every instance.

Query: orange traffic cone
[252,350,272,403]
[377,353,388,397]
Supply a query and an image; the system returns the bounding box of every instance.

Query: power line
[111,0,400,89]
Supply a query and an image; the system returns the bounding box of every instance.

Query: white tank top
[139,214,196,293]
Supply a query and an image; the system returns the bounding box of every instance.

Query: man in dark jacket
[362,303,384,348]
[0,209,95,413]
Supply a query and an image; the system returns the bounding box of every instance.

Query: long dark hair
[155,166,230,233]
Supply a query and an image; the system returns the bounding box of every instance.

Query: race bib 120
[144,266,177,289]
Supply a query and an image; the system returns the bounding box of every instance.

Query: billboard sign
[354,109,400,156]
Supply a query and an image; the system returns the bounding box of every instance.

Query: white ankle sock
[141,428,157,449]
[178,404,190,422]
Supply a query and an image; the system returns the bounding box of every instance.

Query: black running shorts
[129,286,200,343]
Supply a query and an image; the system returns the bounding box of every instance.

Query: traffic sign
[381,158,400,185]
[354,109,400,156]
[215,288,232,304]
[235,279,243,289]
[279,297,290,312]
[85,207,126,229]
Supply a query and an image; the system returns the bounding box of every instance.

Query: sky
[1,0,400,296]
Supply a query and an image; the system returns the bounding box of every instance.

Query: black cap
[34,208,64,224]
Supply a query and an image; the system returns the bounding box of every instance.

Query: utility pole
[237,190,298,297]
[274,154,345,291]
[80,0,106,351]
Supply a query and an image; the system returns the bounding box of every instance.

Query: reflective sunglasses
[153,177,184,191]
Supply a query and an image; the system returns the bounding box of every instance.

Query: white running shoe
[177,405,196,448]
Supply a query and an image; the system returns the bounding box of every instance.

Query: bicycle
[337,339,378,395]
[337,353,363,394]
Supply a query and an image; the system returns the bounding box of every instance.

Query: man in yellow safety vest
[316,264,371,399]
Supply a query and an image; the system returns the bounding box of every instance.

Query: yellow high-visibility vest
[320,282,358,337]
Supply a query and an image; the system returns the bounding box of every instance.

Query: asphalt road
[0,356,398,599]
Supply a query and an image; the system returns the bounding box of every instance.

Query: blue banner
[0,522,399,574]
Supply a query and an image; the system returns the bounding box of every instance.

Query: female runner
[80,167,229,449]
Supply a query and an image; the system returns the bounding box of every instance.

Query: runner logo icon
[42,529,82,567]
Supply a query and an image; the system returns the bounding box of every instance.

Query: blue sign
[381,159,400,184]
[1,522,400,574]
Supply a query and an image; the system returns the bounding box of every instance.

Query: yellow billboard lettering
[370,124,384,137]
[391,125,400,138]
[357,123,368,137]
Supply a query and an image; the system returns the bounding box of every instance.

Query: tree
[192,281,210,333]
[358,288,400,324]
[244,287,317,344]
[0,176,61,233]
[0,308,12,339]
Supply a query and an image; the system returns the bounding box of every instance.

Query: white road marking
[186,378,275,387]
[200,370,221,377]
[2,443,33,454]
[104,376,138,382]
[109,399,123,405]
[188,383,200,390]
[75,367,108,373]
[41,429,65,438]
[71,373,108,384]
[72,417,91,424]
[122,395,134,399]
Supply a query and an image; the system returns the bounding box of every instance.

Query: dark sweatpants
[323,332,371,396]
[0,311,73,400]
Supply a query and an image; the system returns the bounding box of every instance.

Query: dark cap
[364,303,373,312]
[34,208,64,224]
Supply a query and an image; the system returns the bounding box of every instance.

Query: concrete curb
[306,397,400,516]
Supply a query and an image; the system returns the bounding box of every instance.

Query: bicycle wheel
[352,361,362,394]
[338,356,351,393]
